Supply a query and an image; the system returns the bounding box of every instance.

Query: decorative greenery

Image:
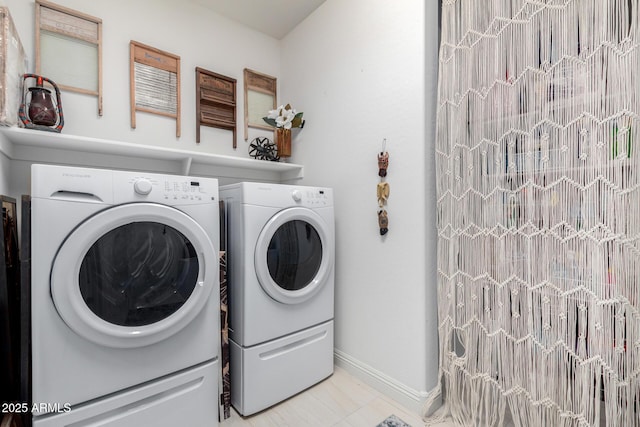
[263,104,305,129]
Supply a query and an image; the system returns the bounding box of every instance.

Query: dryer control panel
[223,182,333,208]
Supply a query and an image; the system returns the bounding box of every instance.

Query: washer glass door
[79,222,198,327]
[255,207,333,304]
[51,203,216,348]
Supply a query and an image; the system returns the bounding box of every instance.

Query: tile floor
[222,366,456,427]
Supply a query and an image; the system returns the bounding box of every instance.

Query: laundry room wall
[1,0,280,158]
[280,0,440,411]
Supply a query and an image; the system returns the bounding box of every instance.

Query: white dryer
[221,182,334,415]
[30,164,220,426]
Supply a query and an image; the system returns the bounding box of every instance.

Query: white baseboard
[333,349,429,415]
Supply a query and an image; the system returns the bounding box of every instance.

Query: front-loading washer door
[50,203,216,348]
[254,207,333,304]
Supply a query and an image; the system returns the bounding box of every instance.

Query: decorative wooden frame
[0,196,11,411]
[243,68,276,141]
[1,196,18,288]
[130,41,181,137]
[1,195,19,411]
[35,0,102,115]
[196,68,236,148]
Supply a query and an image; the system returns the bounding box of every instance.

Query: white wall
[280,0,440,410]
[2,0,279,157]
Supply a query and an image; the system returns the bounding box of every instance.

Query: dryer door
[254,207,333,304]
[50,203,216,348]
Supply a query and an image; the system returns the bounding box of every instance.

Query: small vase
[275,128,292,157]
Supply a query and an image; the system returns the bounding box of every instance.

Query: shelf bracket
[281,165,305,182]
[181,157,192,176]
[0,131,14,159]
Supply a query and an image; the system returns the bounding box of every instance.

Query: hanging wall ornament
[378,151,389,177]
[377,181,390,207]
[377,138,389,235]
[378,209,389,235]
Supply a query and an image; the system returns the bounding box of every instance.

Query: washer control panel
[158,178,210,201]
[291,188,330,207]
[116,173,218,204]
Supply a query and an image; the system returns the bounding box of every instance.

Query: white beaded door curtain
[424,1,639,426]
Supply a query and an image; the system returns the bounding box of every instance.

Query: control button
[134,179,153,195]
[292,190,302,202]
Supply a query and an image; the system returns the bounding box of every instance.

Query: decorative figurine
[378,151,389,177]
[377,181,390,207]
[378,209,389,235]
[248,137,280,161]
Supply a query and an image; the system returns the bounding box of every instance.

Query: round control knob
[292,190,302,202]
[134,178,153,195]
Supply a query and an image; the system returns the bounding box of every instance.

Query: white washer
[220,182,334,415]
[30,164,220,427]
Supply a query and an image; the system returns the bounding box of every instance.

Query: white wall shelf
[0,127,303,182]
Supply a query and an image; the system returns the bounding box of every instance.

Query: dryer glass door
[51,203,216,348]
[255,207,333,304]
[267,220,322,291]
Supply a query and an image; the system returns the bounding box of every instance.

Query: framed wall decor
[0,195,11,411]
[196,67,236,147]
[243,68,276,141]
[1,195,19,408]
[130,41,181,137]
[35,0,102,115]
[1,195,19,304]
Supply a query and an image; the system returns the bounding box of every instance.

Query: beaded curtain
[425,1,639,426]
